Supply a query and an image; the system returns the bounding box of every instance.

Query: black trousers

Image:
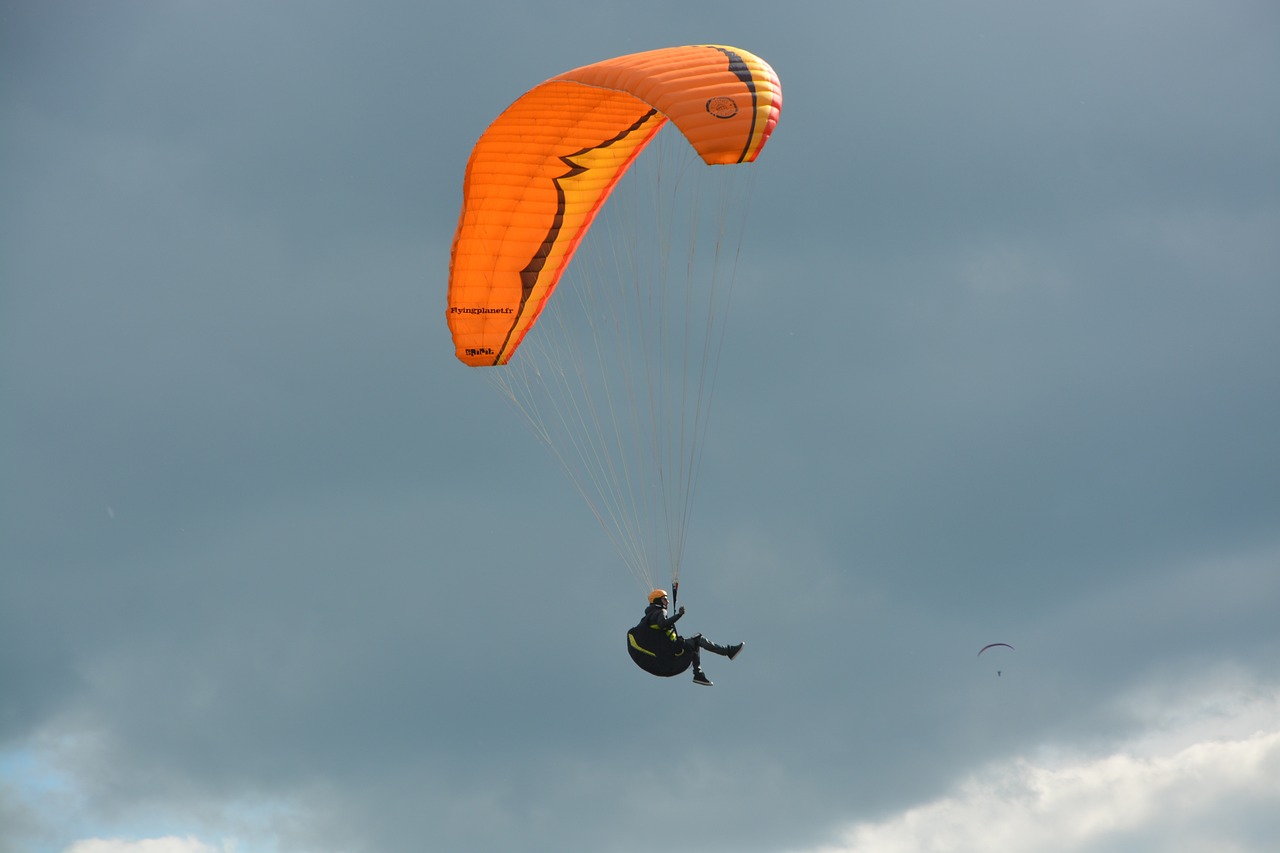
[680,634,733,669]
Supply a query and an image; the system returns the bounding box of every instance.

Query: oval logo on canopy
[705,96,739,119]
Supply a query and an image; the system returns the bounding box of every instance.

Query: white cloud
[802,679,1280,853]
[63,838,232,853]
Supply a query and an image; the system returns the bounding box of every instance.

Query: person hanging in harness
[626,589,743,686]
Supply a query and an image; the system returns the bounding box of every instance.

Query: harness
[626,619,691,677]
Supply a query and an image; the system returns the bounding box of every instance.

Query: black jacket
[644,603,683,634]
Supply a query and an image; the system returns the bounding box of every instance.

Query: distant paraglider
[977,642,1014,676]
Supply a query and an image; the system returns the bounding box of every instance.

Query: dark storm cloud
[2,2,1278,852]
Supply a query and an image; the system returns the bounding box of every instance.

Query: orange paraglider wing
[446,45,782,366]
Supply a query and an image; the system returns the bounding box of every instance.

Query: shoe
[726,642,744,661]
[692,670,714,687]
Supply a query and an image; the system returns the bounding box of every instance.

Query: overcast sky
[3,2,1279,852]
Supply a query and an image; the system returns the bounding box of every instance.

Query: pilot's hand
[677,606,686,616]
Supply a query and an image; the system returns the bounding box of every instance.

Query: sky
[2,1,1279,852]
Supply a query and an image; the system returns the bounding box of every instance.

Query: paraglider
[978,642,1014,676]
[626,589,743,686]
[446,46,782,610]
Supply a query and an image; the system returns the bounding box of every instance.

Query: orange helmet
[648,589,669,604]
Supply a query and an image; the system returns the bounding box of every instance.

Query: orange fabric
[447,45,782,366]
